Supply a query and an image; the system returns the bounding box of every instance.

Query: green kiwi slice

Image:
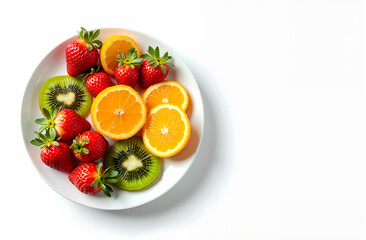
[105,136,161,191]
[39,75,91,117]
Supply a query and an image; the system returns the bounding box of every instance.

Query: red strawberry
[35,108,91,141]
[68,162,118,196]
[65,27,102,77]
[114,48,143,88]
[139,46,174,88]
[85,70,113,98]
[30,130,74,172]
[69,131,108,162]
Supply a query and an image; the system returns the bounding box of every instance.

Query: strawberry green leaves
[30,129,61,148]
[91,162,119,197]
[78,27,102,51]
[116,48,143,68]
[141,46,174,75]
[69,138,89,156]
[34,107,57,137]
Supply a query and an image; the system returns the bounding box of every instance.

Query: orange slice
[100,35,141,75]
[142,104,190,157]
[91,85,147,140]
[142,80,189,113]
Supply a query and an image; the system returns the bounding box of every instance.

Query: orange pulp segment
[91,85,147,140]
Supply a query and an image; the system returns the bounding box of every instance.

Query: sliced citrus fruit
[100,35,141,75]
[91,85,147,140]
[142,80,189,113]
[142,104,190,157]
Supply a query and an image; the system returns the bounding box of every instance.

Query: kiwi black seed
[39,75,92,117]
[105,136,161,191]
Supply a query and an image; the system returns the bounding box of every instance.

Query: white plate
[21,28,204,210]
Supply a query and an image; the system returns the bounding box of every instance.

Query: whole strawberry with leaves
[66,27,102,77]
[35,108,91,141]
[68,162,119,197]
[114,48,143,88]
[30,129,74,172]
[84,68,113,98]
[139,46,174,88]
[69,131,108,162]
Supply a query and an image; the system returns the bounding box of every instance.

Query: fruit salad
[31,27,191,197]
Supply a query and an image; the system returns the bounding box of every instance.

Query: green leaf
[161,52,169,61]
[49,128,56,140]
[90,179,99,187]
[104,183,113,193]
[161,65,166,75]
[51,141,59,146]
[106,178,119,183]
[102,187,111,197]
[73,138,79,145]
[148,59,155,65]
[132,58,143,64]
[92,40,102,49]
[92,29,100,40]
[35,118,47,125]
[147,46,155,56]
[87,43,93,51]
[45,129,51,139]
[152,62,159,69]
[155,47,160,58]
[82,148,89,154]
[97,162,103,175]
[38,131,47,141]
[51,107,57,118]
[104,170,118,178]
[30,139,43,146]
[38,125,47,133]
[43,108,51,119]
[141,54,150,59]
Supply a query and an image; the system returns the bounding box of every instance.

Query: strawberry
[65,27,102,77]
[139,46,174,88]
[30,129,74,172]
[114,48,143,88]
[68,162,118,196]
[69,131,108,162]
[85,69,113,98]
[35,108,91,141]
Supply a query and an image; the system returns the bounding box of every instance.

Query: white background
[1,0,365,239]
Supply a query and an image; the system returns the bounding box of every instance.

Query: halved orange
[142,104,190,157]
[100,35,141,75]
[91,85,147,140]
[142,80,189,113]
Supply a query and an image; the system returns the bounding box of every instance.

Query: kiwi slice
[39,75,91,117]
[105,136,161,191]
